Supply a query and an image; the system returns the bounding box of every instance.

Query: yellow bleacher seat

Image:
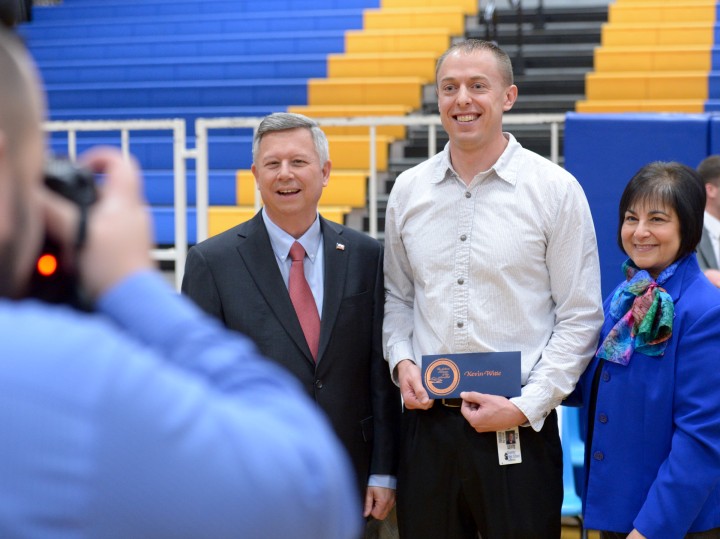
[609,2,716,24]
[593,46,711,71]
[287,104,409,138]
[208,206,351,238]
[326,135,391,170]
[585,71,708,100]
[293,0,477,170]
[380,0,477,15]
[601,22,714,46]
[308,77,425,109]
[235,170,368,207]
[236,134,391,171]
[578,0,715,113]
[289,105,411,116]
[363,7,466,34]
[328,52,437,80]
[345,28,451,54]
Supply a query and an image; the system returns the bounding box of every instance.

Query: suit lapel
[318,217,348,363]
[236,212,315,364]
[698,229,718,268]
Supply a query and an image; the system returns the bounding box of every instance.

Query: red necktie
[288,242,320,361]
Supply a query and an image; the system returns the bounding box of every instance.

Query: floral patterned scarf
[595,259,676,366]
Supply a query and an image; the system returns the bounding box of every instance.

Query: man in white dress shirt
[696,155,720,287]
[383,39,603,539]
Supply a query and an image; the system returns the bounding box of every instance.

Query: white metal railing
[194,113,565,244]
[43,114,565,289]
[43,118,189,289]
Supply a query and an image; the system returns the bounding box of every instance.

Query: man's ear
[706,182,718,200]
[251,163,259,188]
[503,85,518,112]
[321,159,331,188]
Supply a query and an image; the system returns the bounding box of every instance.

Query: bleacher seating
[21,0,382,244]
[23,0,478,244]
[24,0,483,244]
[307,0,475,115]
[577,0,720,113]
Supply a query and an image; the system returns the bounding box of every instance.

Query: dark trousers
[396,404,563,539]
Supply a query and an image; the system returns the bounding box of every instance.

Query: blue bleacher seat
[46,78,309,109]
[37,55,328,84]
[31,0,380,21]
[561,405,587,539]
[22,9,364,40]
[565,406,585,471]
[28,32,347,62]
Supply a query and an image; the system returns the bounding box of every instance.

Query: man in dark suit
[182,112,400,534]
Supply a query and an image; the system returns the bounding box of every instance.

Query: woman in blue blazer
[578,162,720,539]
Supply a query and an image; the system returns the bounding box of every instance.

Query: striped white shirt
[383,134,603,430]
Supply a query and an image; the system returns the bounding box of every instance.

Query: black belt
[440,398,462,408]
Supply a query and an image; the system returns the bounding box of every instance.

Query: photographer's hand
[77,148,155,299]
[41,148,155,303]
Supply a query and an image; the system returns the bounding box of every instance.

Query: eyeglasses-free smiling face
[436,49,517,153]
[621,201,682,279]
[251,127,330,238]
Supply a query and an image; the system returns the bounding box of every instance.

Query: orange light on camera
[37,254,58,277]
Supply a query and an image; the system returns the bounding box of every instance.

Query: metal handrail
[43,118,189,290]
[41,114,566,288]
[534,0,546,30]
[193,113,565,244]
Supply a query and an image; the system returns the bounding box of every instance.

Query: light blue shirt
[0,271,361,538]
[262,208,324,317]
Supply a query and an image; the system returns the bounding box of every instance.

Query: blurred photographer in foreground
[0,28,361,539]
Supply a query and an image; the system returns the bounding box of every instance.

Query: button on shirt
[383,134,603,430]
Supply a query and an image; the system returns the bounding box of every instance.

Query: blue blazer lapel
[236,213,315,364]
[318,217,348,363]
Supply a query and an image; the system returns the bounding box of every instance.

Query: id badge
[496,427,522,465]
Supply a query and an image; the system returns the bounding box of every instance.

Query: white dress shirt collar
[704,211,720,241]
[435,134,522,188]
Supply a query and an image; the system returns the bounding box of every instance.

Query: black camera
[26,158,97,310]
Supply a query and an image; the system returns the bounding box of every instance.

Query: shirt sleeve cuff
[388,340,416,385]
[368,474,397,490]
[509,396,549,432]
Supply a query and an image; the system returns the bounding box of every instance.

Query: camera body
[44,158,97,209]
[27,158,97,310]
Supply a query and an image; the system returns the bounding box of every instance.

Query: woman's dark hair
[617,161,706,262]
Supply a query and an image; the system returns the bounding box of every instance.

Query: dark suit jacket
[697,226,718,272]
[182,212,400,494]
